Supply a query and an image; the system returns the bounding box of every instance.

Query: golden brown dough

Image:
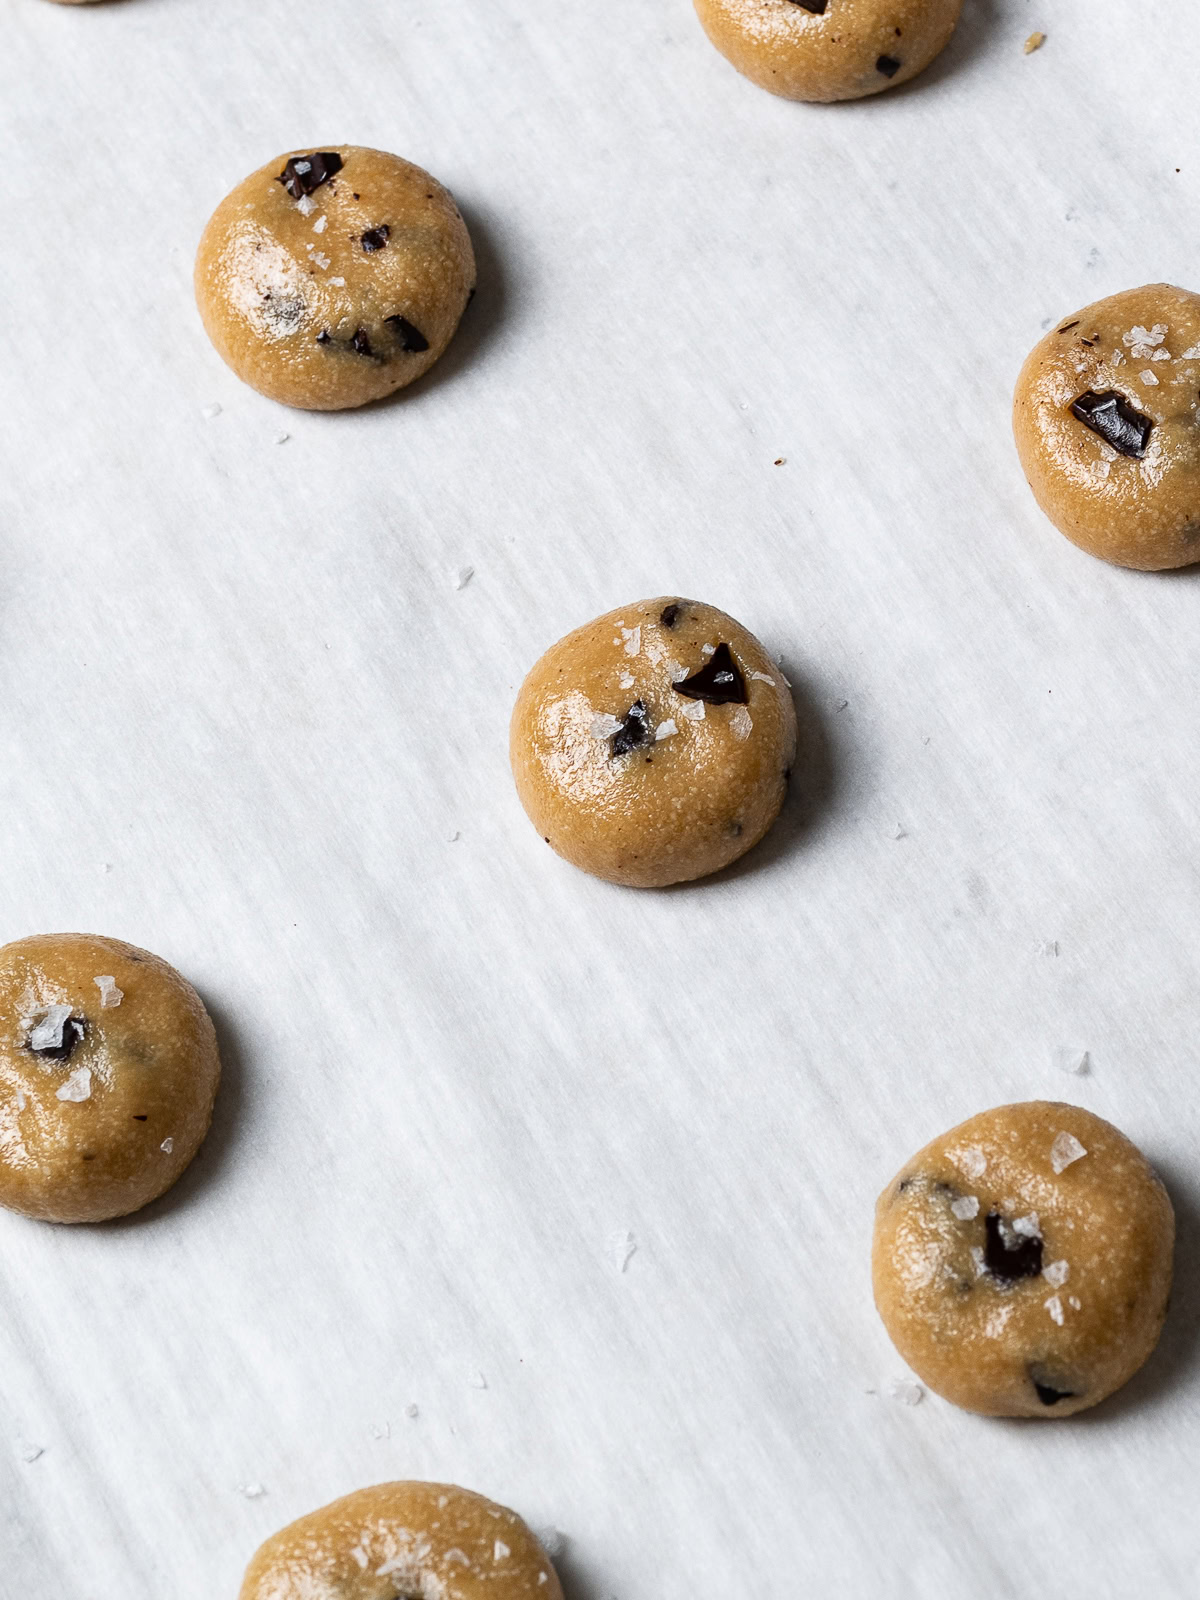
[195,146,475,411]
[510,597,797,888]
[0,933,220,1224]
[872,1101,1174,1417]
[693,0,962,102]
[1013,284,1200,569]
[239,1481,563,1600]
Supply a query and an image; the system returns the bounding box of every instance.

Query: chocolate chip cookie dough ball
[510,598,797,888]
[1013,285,1200,569]
[240,1482,564,1600]
[195,147,476,410]
[693,0,962,102]
[0,934,220,1224]
[873,1101,1174,1417]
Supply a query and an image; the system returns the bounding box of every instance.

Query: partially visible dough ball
[239,1482,563,1600]
[872,1101,1174,1417]
[510,597,797,888]
[693,0,963,102]
[1013,284,1200,569]
[195,146,476,410]
[0,933,220,1224]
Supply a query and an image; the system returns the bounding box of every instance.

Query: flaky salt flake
[1024,30,1045,52]
[1045,1295,1065,1326]
[1043,1259,1070,1288]
[1112,349,1126,366]
[1141,369,1160,386]
[452,565,474,591]
[350,1547,369,1570]
[329,276,346,286]
[730,706,753,741]
[1151,348,1171,361]
[295,193,316,216]
[1051,1131,1087,1173]
[201,403,222,420]
[618,671,634,690]
[654,719,678,741]
[274,431,290,445]
[1068,1295,1081,1310]
[494,1541,511,1562]
[886,1378,924,1406]
[1013,1212,1040,1239]
[1053,1045,1090,1076]
[620,625,641,657]
[890,823,907,840]
[94,976,123,1009]
[161,1137,174,1154]
[956,1146,987,1180]
[1123,323,1167,357]
[30,1005,73,1052]
[750,670,775,685]
[611,1230,637,1273]
[970,1245,987,1277]
[1180,343,1200,360]
[15,1091,27,1112]
[20,1443,44,1464]
[469,1370,488,1389]
[312,251,331,270]
[56,1068,92,1104]
[680,700,705,722]
[950,1195,979,1221]
[312,214,327,234]
[238,1483,267,1499]
[666,658,687,682]
[700,643,715,657]
[445,1549,471,1567]
[590,713,623,740]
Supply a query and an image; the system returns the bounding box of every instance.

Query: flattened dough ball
[510,597,797,888]
[239,1481,564,1600]
[0,933,220,1224]
[195,146,476,410]
[1013,284,1200,569]
[872,1101,1174,1417]
[693,0,962,102]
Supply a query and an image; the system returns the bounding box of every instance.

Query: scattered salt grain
[329,276,346,286]
[312,215,327,234]
[611,1230,637,1273]
[1045,1295,1065,1326]
[1051,1131,1087,1173]
[369,1421,391,1439]
[700,643,715,657]
[350,1547,369,1570]
[890,823,907,840]
[1181,344,1200,360]
[984,1305,1012,1339]
[1123,323,1167,357]
[957,1146,987,1180]
[886,1378,924,1406]
[950,1195,979,1221]
[274,432,290,445]
[970,1245,987,1277]
[654,719,678,741]
[447,831,461,843]
[239,1483,267,1499]
[1068,1295,1082,1310]
[620,625,641,657]
[452,566,474,591]
[161,1137,175,1155]
[405,1403,419,1419]
[680,700,706,722]
[730,706,753,742]
[1037,940,1059,957]
[1054,1045,1090,1076]
[1141,369,1160,385]
[1024,30,1045,52]
[296,194,316,217]
[1152,348,1171,361]
[590,712,624,740]
[15,1091,26,1112]
[312,251,331,270]
[494,1541,511,1562]
[1112,350,1126,366]
[20,1444,44,1464]
[93,976,123,1009]
[1043,1259,1070,1288]
[201,403,222,420]
[56,1068,92,1104]
[469,1371,488,1390]
[30,1005,73,1053]
[619,671,635,690]
[1012,1213,1041,1239]
[750,671,776,685]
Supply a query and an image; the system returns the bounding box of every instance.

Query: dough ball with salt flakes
[0,933,220,1223]
[1013,283,1200,568]
[195,146,475,410]
[693,0,963,103]
[873,1101,1174,1417]
[510,597,797,888]
[239,1482,563,1600]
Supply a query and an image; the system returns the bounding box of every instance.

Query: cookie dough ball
[240,1481,564,1600]
[511,597,797,888]
[693,0,962,102]
[0,934,220,1224]
[195,146,476,410]
[873,1101,1174,1417]
[1013,284,1200,569]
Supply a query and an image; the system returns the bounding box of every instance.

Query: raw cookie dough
[872,1101,1174,1417]
[1013,284,1200,569]
[195,146,476,410]
[693,0,963,102]
[0,933,220,1224]
[240,1481,564,1600]
[510,597,797,888]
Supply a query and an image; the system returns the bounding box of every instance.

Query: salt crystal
[405,1403,419,1419]
[1123,323,1167,356]
[730,706,753,741]
[667,659,687,682]
[886,1378,924,1406]
[313,251,331,270]
[274,432,290,445]
[1181,344,1200,360]
[1141,370,1159,386]
[1012,1213,1040,1239]
[369,1421,391,1439]
[950,1195,979,1221]
[30,1005,73,1052]
[957,1146,987,1180]
[654,719,678,741]
[351,1547,369,1570]
[619,671,634,689]
[620,625,641,657]
[201,403,222,420]
[469,1371,488,1389]
[590,713,624,740]
[56,1068,92,1104]
[1051,1131,1087,1173]
[970,1245,987,1277]
[1151,349,1171,361]
[1045,1295,1065,1326]
[1053,1045,1089,1076]
[1037,940,1060,957]
[293,160,312,174]
[296,194,316,216]
[1068,1295,1081,1310]
[1043,1259,1070,1288]
[93,976,123,1009]
[611,1230,637,1273]
[329,276,346,286]
[749,671,775,685]
[891,823,907,840]
[680,700,705,722]
[15,1091,26,1112]
[312,214,327,234]
[453,566,474,591]
[1112,350,1126,365]
[161,1137,175,1155]
[494,1541,511,1562]
[239,1483,267,1499]
[20,1444,44,1464]
[701,643,715,656]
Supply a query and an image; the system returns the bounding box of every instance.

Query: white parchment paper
[2,0,1199,1595]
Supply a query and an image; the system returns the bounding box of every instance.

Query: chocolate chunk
[1033,1380,1075,1406]
[276,152,344,200]
[787,0,827,10]
[386,314,430,353]
[29,1015,85,1063]
[351,327,375,359]
[876,54,902,76]
[659,603,681,628]
[361,225,390,252]
[673,642,748,706]
[133,1115,148,1122]
[1070,389,1153,459]
[1057,320,1081,334]
[611,701,651,757]
[984,1212,1043,1284]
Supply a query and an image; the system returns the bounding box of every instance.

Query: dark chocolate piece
[1033,1380,1075,1406]
[660,603,681,628]
[1070,389,1153,459]
[361,226,390,252]
[133,1115,148,1122]
[276,152,343,200]
[876,54,902,76]
[611,701,651,758]
[351,327,376,359]
[28,1015,85,1063]
[673,642,748,706]
[984,1212,1043,1284]
[787,0,827,10]
[386,314,430,353]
